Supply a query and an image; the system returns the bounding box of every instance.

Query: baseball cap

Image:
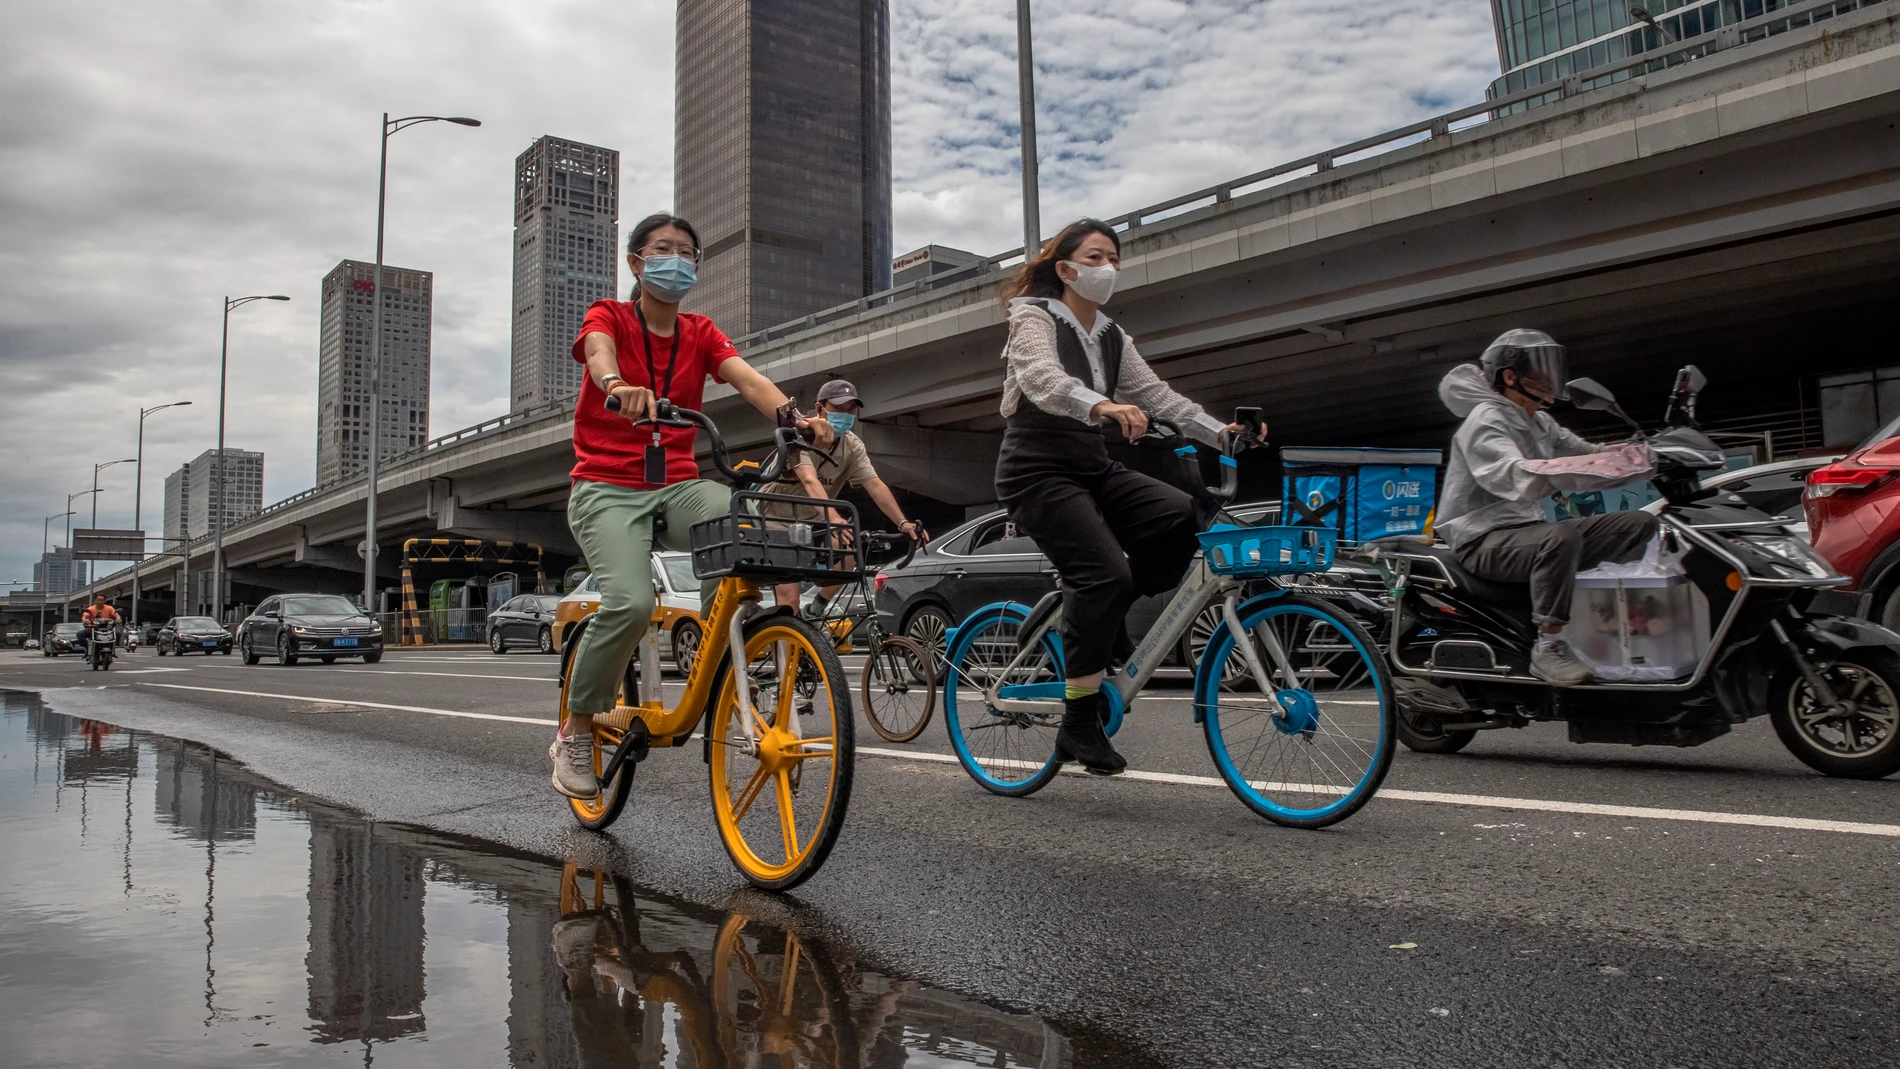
[816,379,862,408]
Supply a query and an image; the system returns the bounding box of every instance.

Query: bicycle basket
[1197,524,1336,577]
[691,491,862,584]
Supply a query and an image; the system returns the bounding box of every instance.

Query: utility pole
[1016,0,1042,260]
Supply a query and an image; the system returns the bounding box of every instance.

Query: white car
[555,552,736,675]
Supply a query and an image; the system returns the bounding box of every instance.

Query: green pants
[565,478,730,716]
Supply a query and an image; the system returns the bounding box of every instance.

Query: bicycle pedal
[624,720,652,764]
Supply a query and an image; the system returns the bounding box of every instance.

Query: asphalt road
[5,644,1897,1067]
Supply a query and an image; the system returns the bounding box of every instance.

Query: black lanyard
[633,302,680,402]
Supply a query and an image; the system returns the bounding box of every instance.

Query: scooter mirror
[1679,365,1708,395]
[1566,377,1619,411]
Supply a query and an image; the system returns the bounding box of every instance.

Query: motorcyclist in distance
[80,595,119,628]
[1435,329,1658,686]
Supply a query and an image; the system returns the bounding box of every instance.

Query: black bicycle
[798,530,938,743]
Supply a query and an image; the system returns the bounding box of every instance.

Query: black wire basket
[691,491,863,584]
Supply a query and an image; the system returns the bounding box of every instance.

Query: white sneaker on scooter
[1531,639,1592,686]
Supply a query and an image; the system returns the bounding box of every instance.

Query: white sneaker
[549,731,600,799]
[1531,639,1592,686]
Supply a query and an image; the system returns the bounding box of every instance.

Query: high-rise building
[170,448,263,540]
[1486,0,1763,108]
[892,244,983,288]
[163,466,189,545]
[33,548,76,595]
[317,260,433,486]
[510,136,620,413]
[675,0,892,338]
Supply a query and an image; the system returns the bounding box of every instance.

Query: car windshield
[661,556,698,591]
[178,617,221,630]
[282,595,361,616]
[55,624,84,636]
[533,595,561,611]
[1859,414,1900,451]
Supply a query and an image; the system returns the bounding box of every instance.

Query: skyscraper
[675,0,892,338]
[165,449,263,540]
[1486,0,1751,108]
[317,260,433,486]
[33,549,76,595]
[510,136,621,413]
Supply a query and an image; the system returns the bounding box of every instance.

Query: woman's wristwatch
[599,374,626,393]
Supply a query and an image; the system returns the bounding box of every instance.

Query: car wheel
[277,633,298,666]
[538,626,554,655]
[156,645,166,657]
[490,628,507,655]
[362,650,382,664]
[902,604,953,681]
[671,618,701,675]
[220,646,231,655]
[240,634,260,666]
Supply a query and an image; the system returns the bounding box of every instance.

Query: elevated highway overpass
[80,1,1900,617]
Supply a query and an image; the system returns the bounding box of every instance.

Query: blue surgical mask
[826,412,857,434]
[637,254,698,303]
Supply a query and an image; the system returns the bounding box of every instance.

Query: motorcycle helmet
[1480,328,1569,403]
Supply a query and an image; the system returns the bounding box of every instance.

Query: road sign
[72,528,145,561]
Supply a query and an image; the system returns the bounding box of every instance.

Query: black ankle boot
[1054,691,1126,775]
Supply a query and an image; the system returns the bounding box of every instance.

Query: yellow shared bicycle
[559,401,861,890]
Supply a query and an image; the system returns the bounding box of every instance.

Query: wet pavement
[0,693,1130,1068]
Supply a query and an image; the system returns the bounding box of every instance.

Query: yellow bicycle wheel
[709,616,854,890]
[558,621,638,830]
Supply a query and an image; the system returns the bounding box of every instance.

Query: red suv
[1805,426,1900,627]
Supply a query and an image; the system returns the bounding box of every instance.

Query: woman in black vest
[995,218,1265,774]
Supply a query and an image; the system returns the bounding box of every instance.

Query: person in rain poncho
[1436,329,1657,685]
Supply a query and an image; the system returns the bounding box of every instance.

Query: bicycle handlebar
[858,529,927,571]
[1134,410,1264,509]
[603,394,827,489]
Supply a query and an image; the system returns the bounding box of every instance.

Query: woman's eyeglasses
[638,243,699,263]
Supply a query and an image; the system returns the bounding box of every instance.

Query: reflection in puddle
[0,694,1088,1067]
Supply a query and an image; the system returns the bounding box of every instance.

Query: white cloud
[0,0,1498,590]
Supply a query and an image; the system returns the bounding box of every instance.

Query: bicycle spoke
[731,763,772,823]
[774,772,799,859]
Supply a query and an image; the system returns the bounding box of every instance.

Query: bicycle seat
[1418,545,1532,612]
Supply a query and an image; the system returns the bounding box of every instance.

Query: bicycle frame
[981,560,1294,716]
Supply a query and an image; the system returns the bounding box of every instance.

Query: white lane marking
[137,683,556,726]
[855,746,1900,838]
[120,686,1900,839]
[105,667,195,675]
[330,669,557,682]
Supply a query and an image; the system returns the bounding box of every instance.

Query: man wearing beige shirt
[761,379,924,615]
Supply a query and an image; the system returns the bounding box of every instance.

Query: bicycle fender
[1191,587,1292,724]
[944,600,1036,649]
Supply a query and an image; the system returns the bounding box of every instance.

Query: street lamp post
[63,489,99,622]
[40,511,73,639]
[362,112,481,613]
[87,458,137,611]
[1015,0,1041,259]
[1628,5,1679,44]
[132,401,192,628]
[214,295,290,625]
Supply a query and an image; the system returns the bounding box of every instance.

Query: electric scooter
[1352,367,1900,779]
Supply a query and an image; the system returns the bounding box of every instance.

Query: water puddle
[0,692,1107,1067]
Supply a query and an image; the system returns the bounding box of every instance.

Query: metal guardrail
[726,0,1873,352]
[96,0,1867,579]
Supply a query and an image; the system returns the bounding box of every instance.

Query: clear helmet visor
[1512,344,1569,402]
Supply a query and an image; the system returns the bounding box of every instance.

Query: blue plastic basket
[1197,524,1336,577]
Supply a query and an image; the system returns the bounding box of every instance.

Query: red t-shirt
[570,300,737,489]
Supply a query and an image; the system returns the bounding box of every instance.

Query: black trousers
[1455,510,1659,627]
[997,425,1201,678]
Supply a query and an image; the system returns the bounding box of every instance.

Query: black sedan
[487,594,561,654]
[42,622,86,656]
[238,594,384,665]
[155,616,233,656]
[873,504,1281,674]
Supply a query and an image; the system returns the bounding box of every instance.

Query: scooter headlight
[1735,534,1834,579]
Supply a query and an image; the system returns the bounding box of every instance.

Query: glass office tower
[1487,0,1848,109]
[674,0,893,339]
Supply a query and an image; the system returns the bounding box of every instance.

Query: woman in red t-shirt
[552,212,832,800]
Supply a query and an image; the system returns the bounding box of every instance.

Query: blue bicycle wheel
[1196,594,1395,828]
[942,603,1066,797]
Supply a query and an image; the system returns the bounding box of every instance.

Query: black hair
[627,213,700,257]
[998,218,1121,304]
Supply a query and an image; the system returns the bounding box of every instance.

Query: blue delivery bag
[1280,447,1443,544]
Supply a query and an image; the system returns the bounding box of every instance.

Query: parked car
[1806,433,1900,627]
[237,594,384,665]
[874,503,1281,673]
[155,616,232,656]
[43,622,85,656]
[487,594,563,654]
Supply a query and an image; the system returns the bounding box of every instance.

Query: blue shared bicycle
[939,419,1396,829]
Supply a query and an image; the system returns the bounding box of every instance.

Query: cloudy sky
[0,0,1497,590]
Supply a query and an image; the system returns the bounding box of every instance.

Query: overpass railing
[728,0,1877,352]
